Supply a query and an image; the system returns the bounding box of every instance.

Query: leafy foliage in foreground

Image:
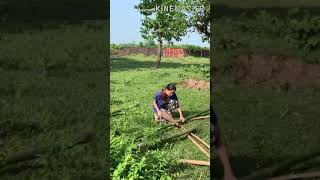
[110,128,177,180]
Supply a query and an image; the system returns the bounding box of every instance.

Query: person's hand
[180,116,185,123]
[157,111,162,119]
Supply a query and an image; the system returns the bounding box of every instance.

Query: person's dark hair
[166,83,176,91]
[160,83,176,100]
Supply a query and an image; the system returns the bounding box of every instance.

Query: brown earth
[180,78,210,90]
[232,53,320,90]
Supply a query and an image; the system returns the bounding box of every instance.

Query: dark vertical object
[210,0,214,179]
[106,0,110,178]
[155,39,162,68]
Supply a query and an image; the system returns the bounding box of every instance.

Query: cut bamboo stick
[268,171,320,180]
[137,128,196,149]
[185,110,210,121]
[187,135,210,158]
[180,126,210,150]
[159,112,210,158]
[190,133,210,150]
[190,115,210,121]
[179,159,210,166]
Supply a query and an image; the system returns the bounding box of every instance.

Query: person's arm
[177,107,185,122]
[152,100,161,117]
[216,127,237,180]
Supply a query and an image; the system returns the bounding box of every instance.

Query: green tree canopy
[136,0,189,68]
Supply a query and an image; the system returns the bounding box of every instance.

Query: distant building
[163,48,185,58]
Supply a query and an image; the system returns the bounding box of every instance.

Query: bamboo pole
[190,133,210,150]
[189,115,210,121]
[137,128,196,149]
[180,126,210,150]
[160,111,210,157]
[185,109,210,121]
[187,135,210,158]
[268,171,320,180]
[179,159,210,166]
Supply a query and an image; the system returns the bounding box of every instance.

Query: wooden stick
[137,128,196,149]
[189,115,210,121]
[190,133,210,150]
[160,111,210,157]
[187,135,210,158]
[180,126,210,150]
[179,159,210,166]
[185,109,210,121]
[268,171,320,180]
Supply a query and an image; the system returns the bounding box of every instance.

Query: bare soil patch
[232,53,320,90]
[180,78,210,90]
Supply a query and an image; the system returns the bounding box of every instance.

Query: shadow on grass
[111,56,191,72]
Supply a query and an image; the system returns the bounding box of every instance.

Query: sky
[110,0,209,47]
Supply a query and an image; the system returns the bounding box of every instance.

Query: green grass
[212,4,320,178]
[110,54,210,179]
[212,83,320,179]
[215,0,320,8]
[0,21,107,179]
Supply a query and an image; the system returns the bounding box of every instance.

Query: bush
[110,125,177,180]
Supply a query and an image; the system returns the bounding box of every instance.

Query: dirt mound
[180,79,210,90]
[232,53,320,90]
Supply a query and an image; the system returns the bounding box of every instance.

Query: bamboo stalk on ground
[190,133,210,149]
[160,111,210,157]
[185,109,210,121]
[180,126,210,150]
[187,135,210,158]
[189,115,210,121]
[268,171,320,180]
[137,128,196,149]
[179,159,210,166]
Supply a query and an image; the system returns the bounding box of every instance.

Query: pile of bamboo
[175,110,211,167]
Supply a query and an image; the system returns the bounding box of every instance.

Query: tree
[136,0,188,68]
[182,0,210,42]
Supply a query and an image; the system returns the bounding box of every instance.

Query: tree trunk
[155,39,162,69]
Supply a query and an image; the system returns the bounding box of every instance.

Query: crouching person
[151,83,185,126]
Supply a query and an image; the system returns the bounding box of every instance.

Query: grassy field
[215,0,320,8]
[212,83,320,179]
[212,1,320,179]
[110,54,210,179]
[0,21,107,179]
